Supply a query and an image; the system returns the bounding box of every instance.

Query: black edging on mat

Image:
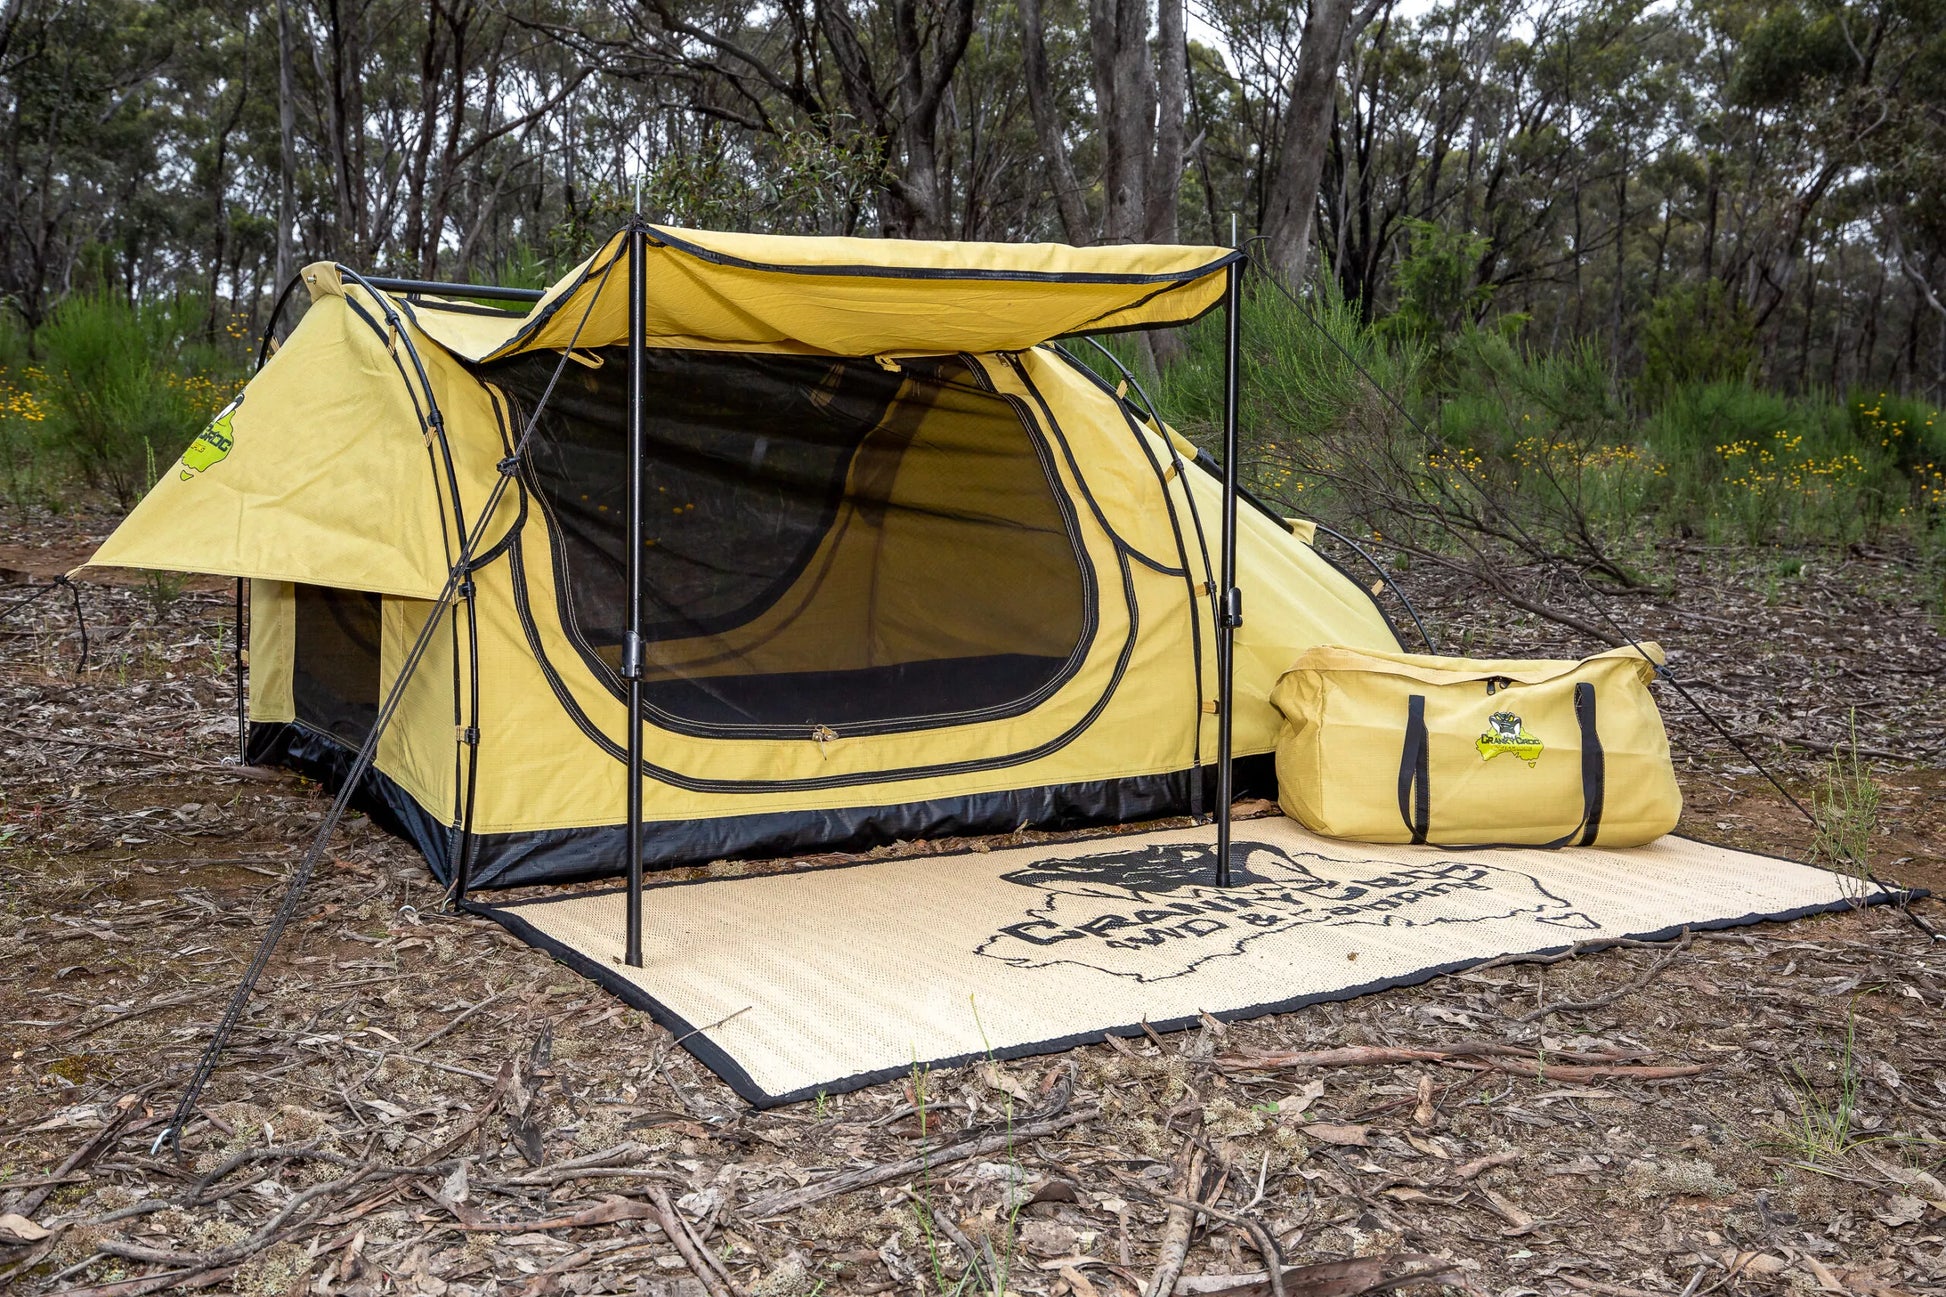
[466,860,1924,1111]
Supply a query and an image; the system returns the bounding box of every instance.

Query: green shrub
[1638,280,1757,397]
[35,293,236,506]
[1102,284,1942,562]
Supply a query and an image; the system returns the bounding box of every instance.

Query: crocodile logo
[973,840,1598,983]
[179,393,242,480]
[1477,710,1543,765]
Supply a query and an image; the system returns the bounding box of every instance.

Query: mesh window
[292,585,382,746]
[489,347,1091,734]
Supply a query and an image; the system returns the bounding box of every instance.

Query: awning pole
[234,578,247,765]
[1215,262,1243,887]
[624,222,648,968]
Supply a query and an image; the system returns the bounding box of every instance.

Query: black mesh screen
[292,585,382,746]
[488,347,1090,734]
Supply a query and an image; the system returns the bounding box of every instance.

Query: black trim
[403,298,532,319]
[1059,288,1232,342]
[1005,355,1182,574]
[456,754,1273,889]
[505,526,1145,794]
[494,355,1153,793]
[471,842,1916,1108]
[483,239,630,365]
[336,271,470,560]
[647,225,1243,286]
[363,276,546,304]
[1576,681,1605,847]
[484,235,1235,365]
[558,541,1117,787]
[463,898,773,1101]
[507,352,1103,742]
[247,721,457,881]
[247,715,1278,890]
[1399,694,1431,844]
[1048,343,1224,815]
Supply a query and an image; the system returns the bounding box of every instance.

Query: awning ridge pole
[1215,262,1243,888]
[624,222,648,968]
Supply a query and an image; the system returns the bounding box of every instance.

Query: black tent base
[246,720,1277,891]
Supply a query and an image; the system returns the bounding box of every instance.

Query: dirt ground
[2,500,1944,1297]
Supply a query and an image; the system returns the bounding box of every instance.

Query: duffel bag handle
[1396,682,1605,849]
[1398,695,1433,844]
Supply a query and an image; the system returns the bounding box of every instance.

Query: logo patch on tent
[1476,710,1543,765]
[179,393,242,480]
[974,841,1598,982]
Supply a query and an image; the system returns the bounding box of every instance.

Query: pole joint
[1221,587,1243,628]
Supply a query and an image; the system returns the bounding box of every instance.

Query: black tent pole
[1214,262,1243,888]
[234,578,247,765]
[624,222,648,968]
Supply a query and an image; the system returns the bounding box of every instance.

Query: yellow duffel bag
[1270,643,1682,847]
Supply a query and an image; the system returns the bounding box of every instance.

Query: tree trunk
[1018,0,1091,243]
[1259,0,1359,283]
[1143,0,1185,244]
[891,0,974,238]
[1089,0,1154,244]
[275,0,297,292]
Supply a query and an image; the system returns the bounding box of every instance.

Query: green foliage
[1638,281,1758,397]
[1138,278,1424,455]
[640,126,884,235]
[1730,3,1855,108]
[1382,221,1494,347]
[1116,277,1946,565]
[32,293,241,506]
[0,311,51,505]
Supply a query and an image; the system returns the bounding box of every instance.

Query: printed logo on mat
[974,841,1598,983]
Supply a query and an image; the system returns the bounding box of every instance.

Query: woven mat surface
[475,817,1870,1106]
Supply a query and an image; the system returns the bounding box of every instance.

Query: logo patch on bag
[1476,710,1543,765]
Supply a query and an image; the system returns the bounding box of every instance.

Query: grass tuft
[1811,710,1882,905]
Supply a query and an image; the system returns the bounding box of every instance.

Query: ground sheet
[472,816,1883,1106]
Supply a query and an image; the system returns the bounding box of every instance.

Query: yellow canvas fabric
[81,270,514,599]
[1271,644,1682,847]
[377,596,457,824]
[397,347,1401,838]
[406,228,1238,362]
[246,579,295,723]
[88,227,1411,869]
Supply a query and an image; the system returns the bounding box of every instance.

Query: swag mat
[471,815,1895,1107]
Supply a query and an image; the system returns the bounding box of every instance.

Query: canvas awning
[80,270,509,598]
[407,226,1240,361]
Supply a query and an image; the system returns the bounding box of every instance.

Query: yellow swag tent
[84,226,1404,894]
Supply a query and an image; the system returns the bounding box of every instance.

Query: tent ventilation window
[291,585,383,747]
[488,347,1092,737]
